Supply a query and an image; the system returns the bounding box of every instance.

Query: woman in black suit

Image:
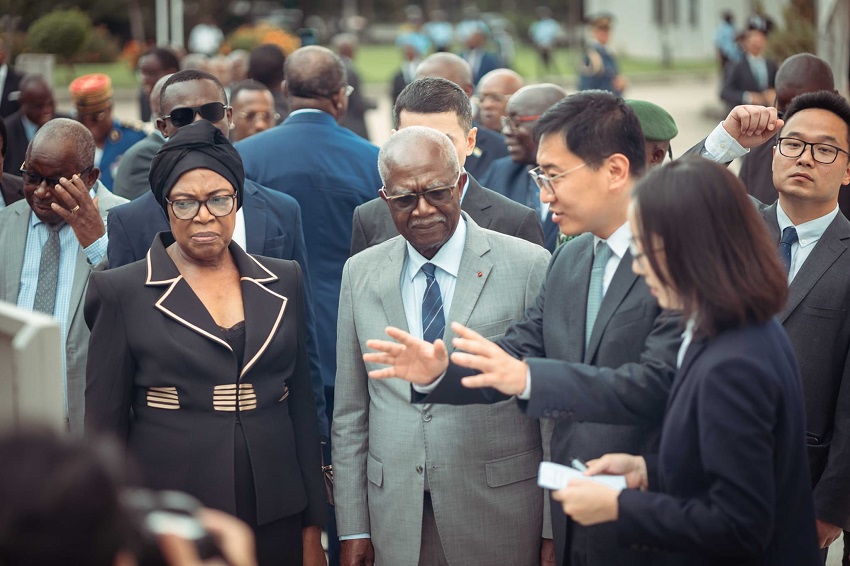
[553,157,820,565]
[84,121,326,566]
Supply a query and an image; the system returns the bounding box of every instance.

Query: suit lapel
[234,249,287,378]
[780,213,850,322]
[242,181,267,256]
[461,177,493,230]
[444,216,492,347]
[565,238,593,363]
[667,340,706,408]
[378,237,409,333]
[1,203,29,301]
[585,249,640,363]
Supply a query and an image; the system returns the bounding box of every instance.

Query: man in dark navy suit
[415,52,508,181]
[234,46,382,566]
[481,84,566,251]
[105,69,329,443]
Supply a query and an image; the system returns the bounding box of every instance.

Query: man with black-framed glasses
[0,117,127,433]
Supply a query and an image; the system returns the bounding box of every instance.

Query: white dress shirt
[776,203,839,283]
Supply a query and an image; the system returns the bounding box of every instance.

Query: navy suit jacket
[463,50,502,85]
[720,57,778,110]
[618,320,820,565]
[465,121,509,181]
[235,110,382,388]
[481,156,561,251]
[105,180,329,437]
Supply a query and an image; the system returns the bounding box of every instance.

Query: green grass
[53,44,715,92]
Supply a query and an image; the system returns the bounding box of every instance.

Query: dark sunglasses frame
[20,163,94,188]
[163,102,230,128]
[379,183,457,212]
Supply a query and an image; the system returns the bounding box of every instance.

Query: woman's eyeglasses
[166,194,237,220]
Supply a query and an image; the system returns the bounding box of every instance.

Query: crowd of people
[0,9,849,566]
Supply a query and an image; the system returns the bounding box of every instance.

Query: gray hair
[28,117,95,170]
[378,126,459,186]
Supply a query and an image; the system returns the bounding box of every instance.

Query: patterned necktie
[32,223,63,315]
[779,226,798,275]
[421,263,445,343]
[585,240,612,348]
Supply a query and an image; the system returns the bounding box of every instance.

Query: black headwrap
[149,120,245,214]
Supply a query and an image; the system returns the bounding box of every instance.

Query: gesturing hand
[364,326,449,385]
[449,322,528,396]
[721,105,784,149]
[50,174,105,248]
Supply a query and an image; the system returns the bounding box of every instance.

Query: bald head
[476,69,525,131]
[284,46,347,99]
[477,69,524,94]
[503,84,567,164]
[774,54,835,112]
[416,53,474,96]
[508,84,567,115]
[29,118,96,171]
[379,126,459,185]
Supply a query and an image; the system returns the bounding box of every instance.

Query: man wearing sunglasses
[104,69,330,446]
[480,84,566,251]
[0,118,128,433]
[333,126,551,566]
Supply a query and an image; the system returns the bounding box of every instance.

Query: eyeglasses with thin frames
[20,163,94,188]
[528,162,588,195]
[501,114,541,131]
[236,110,281,123]
[165,194,237,220]
[776,137,850,165]
[379,175,460,212]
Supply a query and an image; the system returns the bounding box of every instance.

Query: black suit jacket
[3,110,28,176]
[465,121,509,181]
[618,320,820,565]
[85,234,326,527]
[0,66,23,119]
[419,234,681,565]
[720,57,778,110]
[105,182,330,438]
[481,156,561,251]
[0,171,23,207]
[349,175,545,255]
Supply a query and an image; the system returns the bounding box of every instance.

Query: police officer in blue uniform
[70,73,145,191]
[577,14,626,96]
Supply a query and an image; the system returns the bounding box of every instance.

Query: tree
[27,9,91,64]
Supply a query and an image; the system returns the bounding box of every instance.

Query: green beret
[625,99,678,142]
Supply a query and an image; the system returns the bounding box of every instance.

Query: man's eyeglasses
[20,163,93,188]
[475,92,508,104]
[380,178,459,212]
[165,194,237,220]
[501,114,541,131]
[235,110,281,123]
[528,162,588,195]
[163,102,230,128]
[776,137,850,165]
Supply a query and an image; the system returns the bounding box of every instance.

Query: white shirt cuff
[518,366,532,400]
[411,371,446,394]
[339,533,371,540]
[84,233,108,265]
[702,122,749,163]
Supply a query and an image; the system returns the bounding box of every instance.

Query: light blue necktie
[585,240,612,348]
[779,226,798,275]
[421,263,445,343]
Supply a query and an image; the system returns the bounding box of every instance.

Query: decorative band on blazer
[213,383,257,412]
[147,386,180,410]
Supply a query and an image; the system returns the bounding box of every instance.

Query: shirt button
[416,465,423,474]
[422,412,432,422]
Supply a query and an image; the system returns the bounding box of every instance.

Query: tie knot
[421,263,438,279]
[46,222,63,233]
[594,241,612,266]
[781,226,798,246]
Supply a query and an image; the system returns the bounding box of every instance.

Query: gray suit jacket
[332,214,551,565]
[112,131,164,201]
[0,182,127,432]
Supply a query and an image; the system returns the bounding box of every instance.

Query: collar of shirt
[459,169,470,203]
[288,108,327,117]
[676,317,697,369]
[745,53,765,65]
[21,113,38,142]
[592,221,631,259]
[0,64,7,91]
[776,202,838,249]
[405,216,467,282]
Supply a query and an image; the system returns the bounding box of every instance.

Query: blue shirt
[17,188,108,412]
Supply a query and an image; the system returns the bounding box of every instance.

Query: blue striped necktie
[421,263,445,343]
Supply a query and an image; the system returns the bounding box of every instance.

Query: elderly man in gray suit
[0,118,127,433]
[332,126,551,566]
